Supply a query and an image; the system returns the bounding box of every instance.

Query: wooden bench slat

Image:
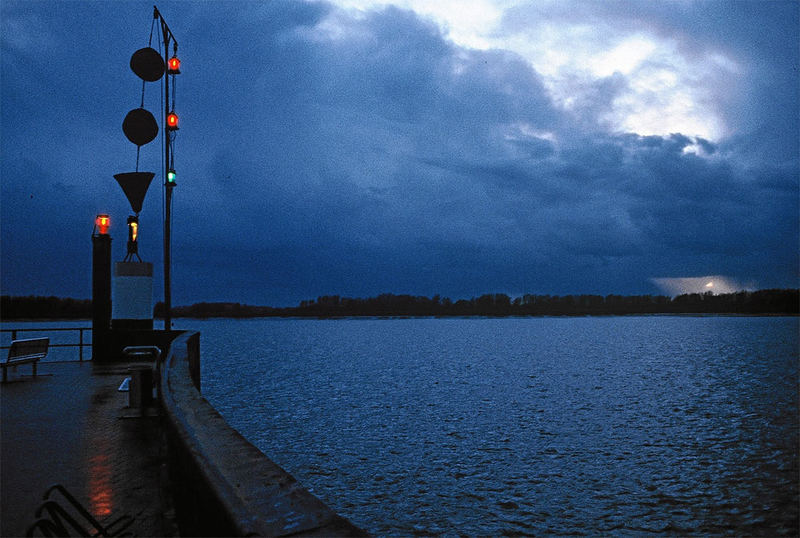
[3,337,49,382]
[8,337,49,359]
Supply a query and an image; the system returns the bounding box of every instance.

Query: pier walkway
[1,361,176,537]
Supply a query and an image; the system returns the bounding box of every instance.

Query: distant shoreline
[178,313,799,320]
[2,289,797,320]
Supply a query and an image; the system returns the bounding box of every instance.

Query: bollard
[128,366,153,409]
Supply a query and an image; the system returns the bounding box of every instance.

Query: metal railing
[1,327,92,362]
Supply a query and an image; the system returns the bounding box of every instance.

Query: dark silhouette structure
[4,289,797,320]
[151,289,798,318]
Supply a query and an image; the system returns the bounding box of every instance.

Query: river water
[185,316,797,535]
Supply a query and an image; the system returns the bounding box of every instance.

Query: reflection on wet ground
[0,361,174,537]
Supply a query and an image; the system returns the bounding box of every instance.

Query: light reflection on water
[192,316,799,536]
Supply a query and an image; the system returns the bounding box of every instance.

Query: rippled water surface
[188,316,798,536]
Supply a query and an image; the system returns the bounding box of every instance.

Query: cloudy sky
[2,0,798,306]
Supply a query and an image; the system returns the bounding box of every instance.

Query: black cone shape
[122,108,158,146]
[130,47,165,82]
[114,172,154,214]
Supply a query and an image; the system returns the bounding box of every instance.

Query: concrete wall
[159,331,366,537]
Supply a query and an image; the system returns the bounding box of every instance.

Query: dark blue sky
[2,1,798,306]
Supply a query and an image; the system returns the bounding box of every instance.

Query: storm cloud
[2,1,797,305]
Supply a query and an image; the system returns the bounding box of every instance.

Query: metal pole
[165,189,173,330]
[79,329,84,362]
[157,8,174,331]
[164,61,172,331]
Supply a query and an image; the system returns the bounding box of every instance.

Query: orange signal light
[167,56,181,74]
[95,214,110,235]
[167,112,179,130]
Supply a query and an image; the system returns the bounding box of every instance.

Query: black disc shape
[122,108,158,146]
[130,47,165,82]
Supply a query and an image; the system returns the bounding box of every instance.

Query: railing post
[2,327,93,362]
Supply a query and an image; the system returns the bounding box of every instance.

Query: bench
[2,337,49,382]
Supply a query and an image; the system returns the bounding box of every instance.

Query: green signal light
[167,169,176,184]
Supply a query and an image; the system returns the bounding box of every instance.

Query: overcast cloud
[1,1,797,305]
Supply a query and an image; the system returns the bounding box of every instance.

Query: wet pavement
[1,361,175,537]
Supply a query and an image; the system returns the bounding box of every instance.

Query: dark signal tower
[155,6,180,330]
[116,6,181,331]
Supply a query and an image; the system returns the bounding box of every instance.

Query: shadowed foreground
[0,361,174,537]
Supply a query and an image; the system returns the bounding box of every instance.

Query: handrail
[1,327,91,362]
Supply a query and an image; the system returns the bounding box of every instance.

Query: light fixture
[166,111,179,131]
[167,55,181,74]
[95,214,110,235]
[124,215,141,262]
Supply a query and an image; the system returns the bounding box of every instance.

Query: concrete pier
[0,361,174,536]
[1,333,366,537]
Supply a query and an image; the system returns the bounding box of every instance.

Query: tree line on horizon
[162,290,793,318]
[4,289,797,320]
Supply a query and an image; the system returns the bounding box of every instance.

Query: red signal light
[167,112,179,130]
[95,214,110,235]
[167,55,181,74]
